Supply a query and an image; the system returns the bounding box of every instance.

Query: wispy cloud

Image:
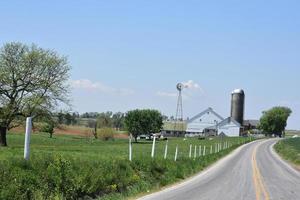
[182,80,200,89]
[156,80,204,99]
[71,79,135,96]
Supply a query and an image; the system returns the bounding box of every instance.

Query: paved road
[138,139,300,200]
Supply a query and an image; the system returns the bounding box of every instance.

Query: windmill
[174,83,185,134]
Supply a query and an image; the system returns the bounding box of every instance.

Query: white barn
[186,108,241,137]
[186,108,224,135]
[217,117,241,137]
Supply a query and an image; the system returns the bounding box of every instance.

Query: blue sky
[1,0,299,129]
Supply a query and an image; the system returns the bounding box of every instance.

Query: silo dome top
[232,89,244,94]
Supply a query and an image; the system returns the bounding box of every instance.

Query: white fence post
[174,145,178,161]
[203,146,206,156]
[199,145,202,157]
[151,134,156,158]
[129,134,132,161]
[194,145,197,160]
[189,144,192,158]
[215,143,217,153]
[210,145,213,154]
[164,140,168,159]
[24,117,32,161]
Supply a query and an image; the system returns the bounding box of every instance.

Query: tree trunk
[0,126,7,146]
[134,136,138,143]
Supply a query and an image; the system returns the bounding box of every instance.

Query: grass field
[274,138,300,167]
[0,132,252,200]
[285,130,300,137]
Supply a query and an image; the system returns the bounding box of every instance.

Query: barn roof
[243,120,259,127]
[188,107,224,123]
[218,117,241,128]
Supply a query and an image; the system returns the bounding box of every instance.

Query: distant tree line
[55,111,126,130]
[57,112,79,125]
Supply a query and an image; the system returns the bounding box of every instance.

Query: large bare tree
[0,42,71,146]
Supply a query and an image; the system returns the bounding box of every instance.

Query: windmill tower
[174,83,185,134]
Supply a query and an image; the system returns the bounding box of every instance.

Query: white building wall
[217,122,240,137]
[187,110,223,133]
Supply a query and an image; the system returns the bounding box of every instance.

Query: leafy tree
[40,122,55,138]
[34,108,57,138]
[97,112,113,128]
[124,109,163,142]
[259,106,292,137]
[0,42,70,146]
[56,111,77,126]
[71,112,78,125]
[57,112,65,124]
[112,112,125,130]
[162,115,169,121]
[98,127,114,141]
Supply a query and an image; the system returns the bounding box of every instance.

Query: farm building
[243,120,259,130]
[186,108,224,135]
[186,108,241,137]
[161,121,187,137]
[161,89,257,137]
[217,117,241,137]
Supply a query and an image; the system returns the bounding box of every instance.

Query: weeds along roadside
[274,138,300,166]
[0,135,253,200]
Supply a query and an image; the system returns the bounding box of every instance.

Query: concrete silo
[230,89,245,126]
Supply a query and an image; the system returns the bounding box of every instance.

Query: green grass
[0,133,248,161]
[274,138,300,166]
[285,130,300,137]
[0,133,252,200]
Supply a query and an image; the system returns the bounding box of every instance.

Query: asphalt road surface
[138,139,300,200]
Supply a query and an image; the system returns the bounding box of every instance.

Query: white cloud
[156,80,204,99]
[182,80,200,89]
[71,79,135,96]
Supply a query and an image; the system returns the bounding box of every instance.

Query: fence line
[128,137,253,161]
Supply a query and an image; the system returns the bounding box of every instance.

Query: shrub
[98,128,114,141]
[40,123,54,138]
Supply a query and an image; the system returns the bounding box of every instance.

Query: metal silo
[230,89,245,126]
